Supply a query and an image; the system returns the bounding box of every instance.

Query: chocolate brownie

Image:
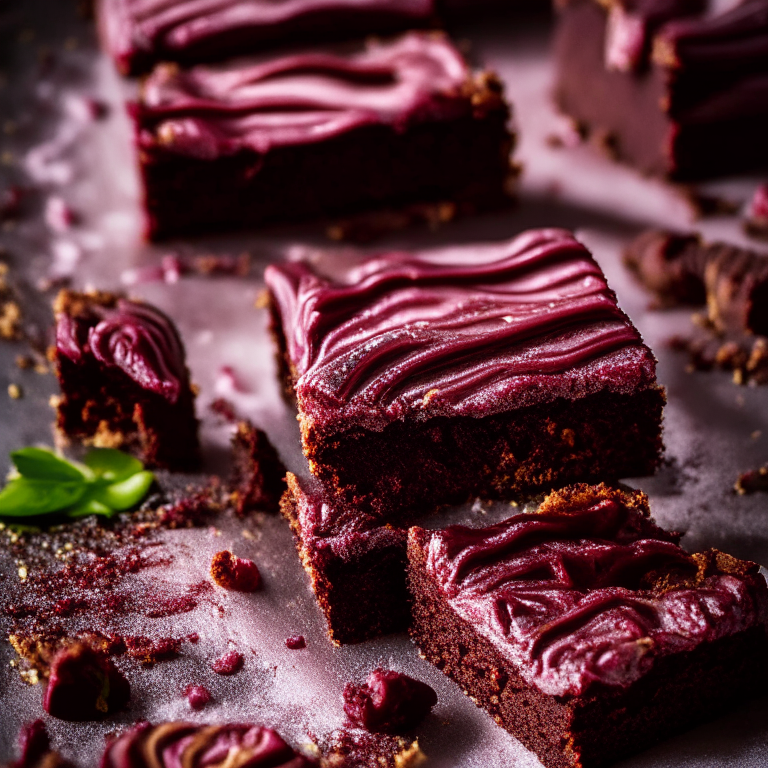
[281,473,409,644]
[267,229,665,520]
[129,32,514,239]
[554,0,768,179]
[51,290,200,470]
[98,0,438,75]
[230,420,287,514]
[408,483,768,768]
[100,722,318,768]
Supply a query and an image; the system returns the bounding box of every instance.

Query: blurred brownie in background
[554,0,768,179]
[130,32,515,239]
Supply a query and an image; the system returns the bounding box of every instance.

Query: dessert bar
[408,483,768,768]
[51,289,200,471]
[130,32,514,239]
[281,472,409,644]
[98,0,437,75]
[554,0,768,179]
[267,229,665,520]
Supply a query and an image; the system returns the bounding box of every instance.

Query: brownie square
[281,472,409,645]
[554,0,768,179]
[408,483,768,768]
[98,0,438,76]
[51,290,200,471]
[266,229,665,520]
[129,32,514,240]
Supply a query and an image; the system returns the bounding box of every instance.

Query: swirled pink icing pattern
[102,0,435,74]
[266,229,658,433]
[100,722,317,768]
[133,33,473,159]
[56,299,187,404]
[424,499,768,697]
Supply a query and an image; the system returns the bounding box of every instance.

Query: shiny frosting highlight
[100,722,316,768]
[424,496,768,697]
[266,229,658,433]
[56,298,187,404]
[135,33,473,158]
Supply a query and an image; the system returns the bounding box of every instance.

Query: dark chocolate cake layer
[267,230,665,518]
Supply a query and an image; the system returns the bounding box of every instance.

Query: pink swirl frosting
[100,722,317,768]
[266,229,658,433]
[424,498,768,697]
[57,299,187,404]
[134,33,473,158]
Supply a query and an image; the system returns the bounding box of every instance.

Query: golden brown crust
[536,482,651,518]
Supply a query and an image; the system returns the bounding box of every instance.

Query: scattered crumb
[735,466,768,495]
[8,383,22,399]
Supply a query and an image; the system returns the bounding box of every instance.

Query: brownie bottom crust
[140,114,513,240]
[280,484,409,645]
[407,531,768,768]
[303,386,665,521]
[55,356,200,471]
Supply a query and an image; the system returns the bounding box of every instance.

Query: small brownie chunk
[408,484,768,768]
[98,0,437,76]
[625,229,768,384]
[9,721,74,768]
[52,290,199,470]
[554,0,768,179]
[230,420,287,514]
[130,32,514,239]
[267,229,665,520]
[281,473,409,645]
[101,721,317,768]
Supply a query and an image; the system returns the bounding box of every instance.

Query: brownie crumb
[0,261,22,340]
[735,466,768,495]
[212,650,244,675]
[230,420,287,515]
[744,183,768,240]
[210,550,262,592]
[184,684,212,710]
[286,635,306,650]
[42,641,130,721]
[343,669,437,734]
[318,729,425,768]
[209,397,237,423]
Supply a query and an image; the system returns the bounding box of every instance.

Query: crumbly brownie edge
[407,529,768,768]
[302,386,665,519]
[279,477,410,645]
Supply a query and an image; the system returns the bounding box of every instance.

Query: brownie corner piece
[553,0,768,179]
[280,472,409,645]
[407,483,768,768]
[51,289,200,471]
[266,229,665,519]
[131,32,515,240]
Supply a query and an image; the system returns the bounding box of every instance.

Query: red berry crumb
[184,684,212,711]
[211,650,244,675]
[210,550,262,592]
[286,635,306,650]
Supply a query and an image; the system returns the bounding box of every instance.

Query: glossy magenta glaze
[133,33,474,159]
[56,298,187,404]
[424,497,768,697]
[100,722,317,768]
[101,0,435,74]
[266,230,659,434]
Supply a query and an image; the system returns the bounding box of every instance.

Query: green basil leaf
[92,471,155,512]
[0,477,87,517]
[82,448,144,483]
[66,498,115,519]
[10,447,89,482]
